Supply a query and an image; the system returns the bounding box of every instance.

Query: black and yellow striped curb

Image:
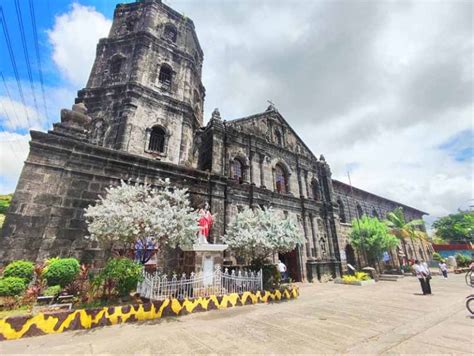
[0,287,298,341]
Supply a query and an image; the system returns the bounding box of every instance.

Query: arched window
[356,204,364,219]
[312,179,321,201]
[275,130,283,146]
[232,158,244,183]
[372,208,379,219]
[110,56,125,75]
[125,16,137,32]
[275,164,288,194]
[338,199,346,223]
[163,24,177,42]
[148,126,166,153]
[159,64,172,86]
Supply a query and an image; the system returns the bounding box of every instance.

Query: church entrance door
[345,244,357,269]
[279,249,300,282]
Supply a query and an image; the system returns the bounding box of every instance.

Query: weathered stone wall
[332,180,426,223]
[0,0,431,283]
[331,180,432,269]
[220,108,342,281]
[77,0,204,165]
[0,130,225,265]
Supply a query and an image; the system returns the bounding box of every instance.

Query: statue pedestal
[181,243,228,275]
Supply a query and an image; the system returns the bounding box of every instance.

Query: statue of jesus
[197,202,214,244]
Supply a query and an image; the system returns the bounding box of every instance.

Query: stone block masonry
[0,0,431,282]
[0,130,226,264]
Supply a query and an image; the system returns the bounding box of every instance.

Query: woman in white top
[439,261,448,278]
[414,260,431,295]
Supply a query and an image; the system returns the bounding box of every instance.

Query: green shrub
[3,260,35,282]
[261,264,280,290]
[43,285,61,297]
[455,254,471,268]
[0,277,27,296]
[98,258,143,297]
[43,258,80,287]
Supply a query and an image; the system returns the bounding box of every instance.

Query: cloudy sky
[0,0,472,228]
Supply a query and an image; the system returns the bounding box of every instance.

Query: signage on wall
[340,250,347,261]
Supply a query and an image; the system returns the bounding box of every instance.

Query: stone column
[304,171,310,198]
[308,214,316,258]
[249,151,254,184]
[259,154,265,188]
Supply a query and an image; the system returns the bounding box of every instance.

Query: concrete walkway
[1,273,472,354]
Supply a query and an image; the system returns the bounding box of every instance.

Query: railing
[137,265,263,301]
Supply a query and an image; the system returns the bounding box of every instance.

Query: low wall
[0,287,298,341]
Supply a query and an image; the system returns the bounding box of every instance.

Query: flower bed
[0,287,299,341]
[334,272,375,286]
[334,279,375,286]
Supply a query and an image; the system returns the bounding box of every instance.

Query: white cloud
[48,3,112,87]
[167,0,473,228]
[0,132,29,193]
[0,96,44,131]
[1,0,471,228]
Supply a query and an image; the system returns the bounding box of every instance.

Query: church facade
[0,0,432,281]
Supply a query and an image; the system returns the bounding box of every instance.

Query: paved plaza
[1,273,472,354]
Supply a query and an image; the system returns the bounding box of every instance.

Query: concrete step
[379,274,402,281]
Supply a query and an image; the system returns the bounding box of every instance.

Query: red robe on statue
[198,209,213,240]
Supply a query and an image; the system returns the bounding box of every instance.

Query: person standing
[277,260,287,281]
[414,260,430,295]
[439,261,448,278]
[421,260,432,295]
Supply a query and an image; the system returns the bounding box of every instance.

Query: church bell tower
[76,0,205,165]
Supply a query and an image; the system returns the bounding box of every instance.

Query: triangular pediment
[227,107,317,160]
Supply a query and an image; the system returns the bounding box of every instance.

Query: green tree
[224,207,305,269]
[432,211,474,243]
[0,194,12,228]
[349,215,398,268]
[385,207,424,262]
[0,194,12,215]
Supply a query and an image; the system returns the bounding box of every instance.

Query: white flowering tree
[224,207,305,268]
[84,179,199,262]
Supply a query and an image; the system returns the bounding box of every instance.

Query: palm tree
[386,207,424,265]
[408,225,430,260]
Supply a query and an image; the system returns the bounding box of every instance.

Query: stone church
[0,0,432,281]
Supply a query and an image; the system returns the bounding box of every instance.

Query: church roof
[332,179,429,216]
[227,106,320,162]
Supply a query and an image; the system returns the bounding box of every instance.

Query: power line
[0,71,22,129]
[0,97,17,131]
[0,6,32,128]
[0,102,21,160]
[28,0,49,122]
[14,0,40,118]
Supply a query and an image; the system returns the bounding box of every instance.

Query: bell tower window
[148,126,166,153]
[164,24,177,43]
[159,64,172,87]
[110,56,125,75]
